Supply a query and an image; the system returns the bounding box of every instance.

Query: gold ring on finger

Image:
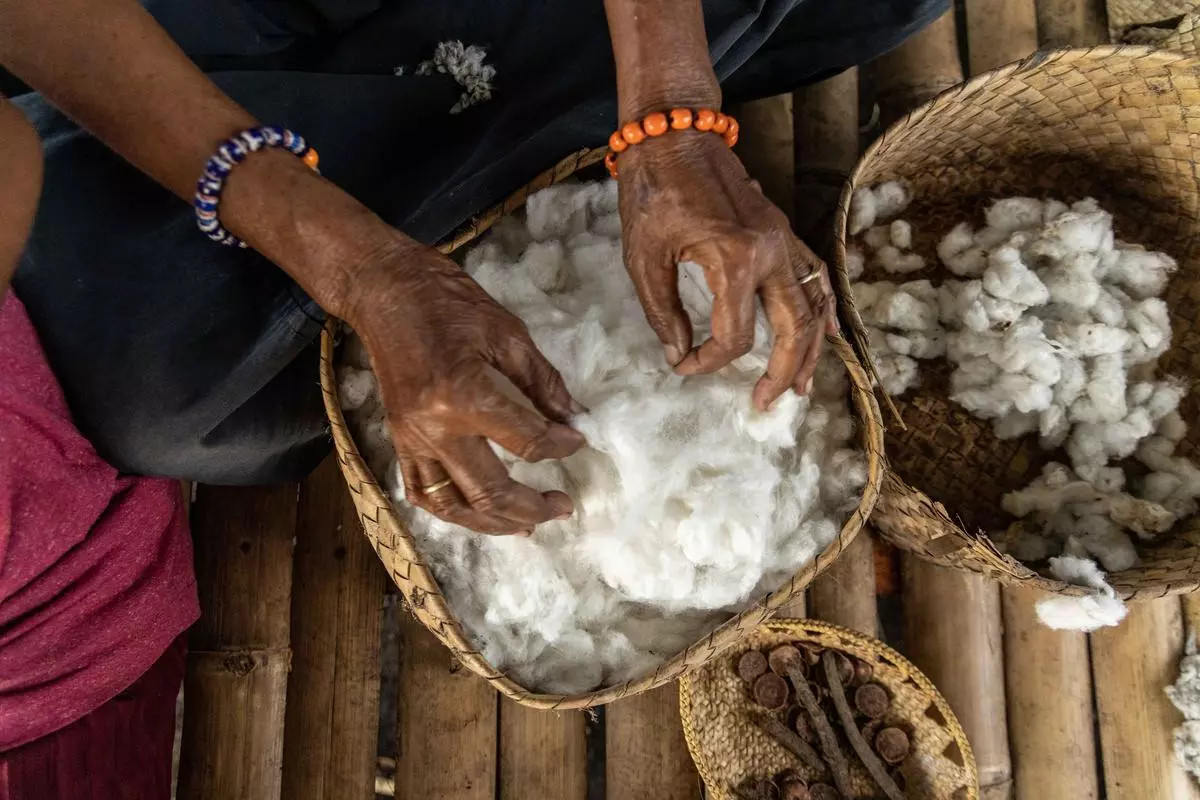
[421,478,455,495]
[797,264,825,286]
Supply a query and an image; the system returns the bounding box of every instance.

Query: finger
[792,320,825,397]
[674,239,757,375]
[439,436,575,527]
[409,456,532,535]
[752,275,811,411]
[626,248,692,366]
[491,332,586,423]
[464,372,586,462]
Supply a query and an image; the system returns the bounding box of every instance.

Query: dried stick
[753,712,827,773]
[821,653,905,800]
[785,665,853,798]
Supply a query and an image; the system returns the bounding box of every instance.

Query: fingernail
[518,529,534,538]
[665,345,683,366]
[554,511,572,521]
[804,377,814,395]
[569,398,589,416]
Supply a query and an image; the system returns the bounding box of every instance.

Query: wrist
[619,77,722,122]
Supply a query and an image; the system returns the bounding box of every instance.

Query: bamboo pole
[178,484,298,800]
[793,68,859,254]
[731,95,796,222]
[499,701,588,799]
[871,10,965,129]
[965,0,1039,74]
[281,457,387,799]
[1092,598,1200,800]
[1035,0,1110,47]
[1001,586,1100,800]
[809,531,877,636]
[904,559,1013,800]
[394,613,497,800]
[606,684,700,799]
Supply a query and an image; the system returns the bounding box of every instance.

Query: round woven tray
[833,47,1200,600]
[680,619,979,800]
[318,147,887,708]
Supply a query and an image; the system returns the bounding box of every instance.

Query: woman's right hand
[343,236,587,535]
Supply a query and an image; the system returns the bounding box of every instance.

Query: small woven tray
[680,619,979,800]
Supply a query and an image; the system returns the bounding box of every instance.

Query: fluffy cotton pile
[339,180,867,693]
[1169,639,1200,782]
[849,183,1195,631]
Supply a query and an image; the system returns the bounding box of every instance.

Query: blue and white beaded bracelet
[193,125,320,247]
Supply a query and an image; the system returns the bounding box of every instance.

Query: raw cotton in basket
[849,188,1197,631]
[340,180,867,693]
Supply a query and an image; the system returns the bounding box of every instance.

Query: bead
[724,130,739,147]
[712,113,730,135]
[727,118,739,138]
[608,131,628,153]
[303,148,320,170]
[643,112,668,136]
[620,121,646,145]
[604,151,619,178]
[670,108,693,130]
[694,108,716,131]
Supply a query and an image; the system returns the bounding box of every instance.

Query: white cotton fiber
[1035,554,1128,631]
[343,180,866,693]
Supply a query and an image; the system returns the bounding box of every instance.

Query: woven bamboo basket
[834,47,1200,600]
[319,147,887,709]
[1121,11,1200,55]
[680,619,979,799]
[1107,0,1196,39]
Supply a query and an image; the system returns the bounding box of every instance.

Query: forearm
[603,0,721,120]
[0,0,400,319]
[0,98,42,296]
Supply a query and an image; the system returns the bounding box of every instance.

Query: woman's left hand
[617,127,838,412]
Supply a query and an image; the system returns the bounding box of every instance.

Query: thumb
[626,248,693,366]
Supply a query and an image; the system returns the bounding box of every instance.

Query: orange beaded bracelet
[604,107,739,177]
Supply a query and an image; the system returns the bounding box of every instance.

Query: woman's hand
[617,130,838,411]
[345,238,587,535]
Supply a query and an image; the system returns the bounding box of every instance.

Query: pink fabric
[0,292,199,751]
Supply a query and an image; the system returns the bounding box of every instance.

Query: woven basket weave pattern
[319,148,888,708]
[834,47,1200,600]
[1108,0,1197,36]
[680,620,979,800]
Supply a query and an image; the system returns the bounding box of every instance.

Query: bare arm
[0,0,400,319]
[0,97,42,296]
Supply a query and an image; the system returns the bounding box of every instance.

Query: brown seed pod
[753,672,790,711]
[875,727,911,765]
[798,642,824,667]
[852,659,874,686]
[828,651,854,686]
[808,783,839,800]
[854,683,890,720]
[788,706,814,743]
[778,778,811,800]
[738,649,770,683]
[768,644,806,677]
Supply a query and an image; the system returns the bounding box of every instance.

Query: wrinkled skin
[348,133,836,534]
[618,131,838,410]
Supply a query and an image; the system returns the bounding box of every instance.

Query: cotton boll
[1039,405,1071,449]
[1089,288,1127,326]
[1054,356,1087,408]
[890,219,914,250]
[1124,298,1172,363]
[1106,245,1177,299]
[997,373,1054,414]
[849,187,878,235]
[1075,517,1139,572]
[1140,471,1183,503]
[1062,324,1131,357]
[986,197,1044,233]
[1067,424,1107,471]
[1145,380,1187,423]
[525,184,593,241]
[845,246,865,281]
[867,290,939,331]
[994,411,1039,440]
[863,225,892,250]
[1043,199,1069,223]
[974,226,1013,250]
[852,281,894,312]
[1043,206,1113,254]
[1084,355,1127,423]
[875,245,927,275]
[979,294,1027,327]
[1159,412,1188,444]
[1090,466,1126,494]
[517,240,569,292]
[983,245,1049,307]
[905,330,947,360]
[1002,478,1102,517]
[338,366,377,411]
[945,247,989,278]
[1108,493,1176,539]
[874,353,920,395]
[1040,252,1101,309]
[950,357,1000,391]
[872,181,910,221]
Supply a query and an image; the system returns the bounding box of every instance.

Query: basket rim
[319,146,889,708]
[830,44,1200,599]
[678,618,980,800]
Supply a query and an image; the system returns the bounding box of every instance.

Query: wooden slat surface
[904,559,1013,800]
[732,94,796,221]
[281,457,386,799]
[499,700,588,800]
[606,684,699,800]
[394,613,497,800]
[1093,598,1200,800]
[179,484,298,800]
[1001,586,1100,800]
[810,531,878,636]
[1035,0,1110,47]
[965,0,1039,74]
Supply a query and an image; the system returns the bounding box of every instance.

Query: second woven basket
[836,46,1200,600]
